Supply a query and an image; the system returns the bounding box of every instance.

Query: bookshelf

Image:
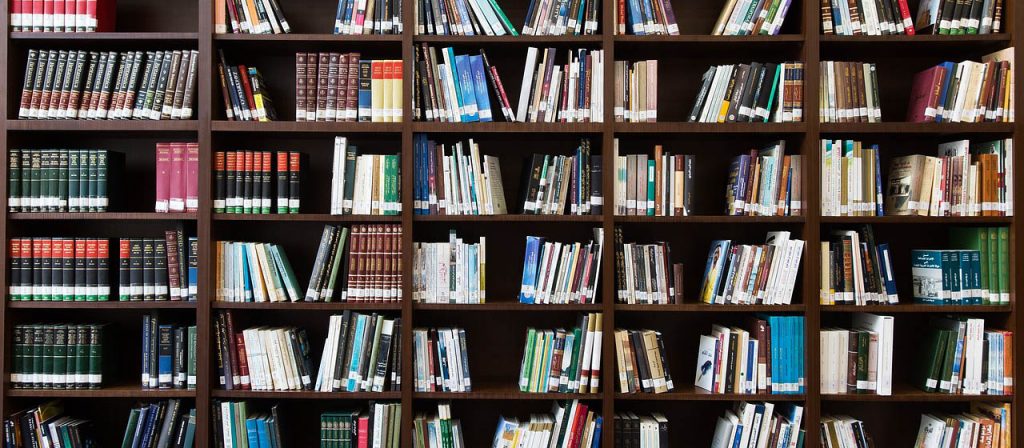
[0,0,1018,445]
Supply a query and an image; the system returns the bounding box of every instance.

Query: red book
[73,0,84,30]
[9,239,21,298]
[906,66,945,123]
[356,414,370,448]
[85,238,97,299]
[566,402,588,448]
[119,239,130,300]
[234,333,252,390]
[86,0,112,31]
[52,0,63,31]
[31,0,42,31]
[96,239,109,300]
[43,0,53,30]
[224,311,241,388]
[63,0,74,30]
[237,65,258,118]
[169,142,186,212]
[155,143,171,212]
[186,142,199,212]
[896,0,915,35]
[11,0,22,31]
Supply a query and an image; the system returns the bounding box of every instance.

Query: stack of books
[698,231,805,305]
[307,224,403,302]
[413,135,509,215]
[819,139,882,217]
[413,230,486,304]
[18,49,199,120]
[515,48,604,123]
[333,0,403,34]
[819,313,894,395]
[214,311,314,391]
[613,59,658,122]
[822,0,915,35]
[613,141,694,216]
[522,0,599,35]
[218,53,276,121]
[214,240,302,303]
[215,0,291,34]
[725,140,802,217]
[414,46,508,123]
[330,138,401,215]
[711,0,794,35]
[913,404,1012,448]
[518,313,603,394]
[122,400,196,448]
[613,227,683,305]
[614,328,674,394]
[413,403,463,447]
[140,314,197,390]
[519,143,601,215]
[820,415,870,448]
[7,149,120,213]
[710,403,804,448]
[695,316,805,394]
[946,226,1010,304]
[819,61,881,123]
[296,53,402,123]
[322,404,402,447]
[887,142,1013,218]
[492,401,603,447]
[519,228,604,305]
[915,0,1006,34]
[688,62,804,123]
[918,317,1012,395]
[819,225,900,305]
[907,51,1014,124]
[911,239,1009,305]
[415,0,517,35]
[212,402,283,448]
[613,413,666,447]
[314,311,402,392]
[10,324,104,389]
[154,142,199,213]
[3,402,96,447]
[213,150,301,214]
[10,0,115,32]
[8,237,110,302]
[615,0,678,35]
[412,328,472,392]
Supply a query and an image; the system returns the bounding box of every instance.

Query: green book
[996,227,1009,304]
[949,227,990,303]
[936,323,959,393]
[855,330,869,393]
[96,149,108,212]
[324,228,349,302]
[121,407,142,448]
[87,150,98,212]
[187,325,197,390]
[87,324,102,389]
[42,150,54,212]
[12,326,24,388]
[519,328,537,392]
[20,151,31,212]
[57,149,68,212]
[485,0,518,35]
[29,151,41,212]
[68,150,80,212]
[9,149,21,212]
[78,151,88,213]
[66,326,78,389]
[53,325,67,389]
[646,159,655,216]
[31,325,43,388]
[270,244,302,302]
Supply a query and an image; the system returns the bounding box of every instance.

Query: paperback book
[518,313,603,394]
[688,62,803,123]
[518,228,604,305]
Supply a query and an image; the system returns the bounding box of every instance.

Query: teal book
[911,250,944,304]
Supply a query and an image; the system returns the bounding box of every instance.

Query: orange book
[214,0,227,33]
[776,155,792,216]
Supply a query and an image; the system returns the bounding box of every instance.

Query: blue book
[468,245,479,301]
[333,0,347,33]
[469,55,493,122]
[256,417,273,448]
[240,245,253,301]
[455,55,479,122]
[958,250,973,303]
[519,236,543,303]
[700,240,731,303]
[912,250,944,304]
[876,243,898,300]
[935,62,956,122]
[444,48,467,121]
[627,0,645,34]
[453,0,475,35]
[188,237,198,301]
[131,406,150,447]
[138,404,160,448]
[357,60,372,121]
[245,418,260,448]
[183,409,196,448]
[970,250,983,305]
[347,315,367,391]
[590,416,602,448]
[158,325,174,388]
[872,145,884,216]
[141,316,151,388]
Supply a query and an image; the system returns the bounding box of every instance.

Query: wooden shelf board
[411,122,604,133]
[414,35,603,44]
[414,302,603,311]
[822,304,1012,313]
[10,32,199,41]
[615,34,804,43]
[6,120,199,131]
[213,213,401,222]
[614,215,804,224]
[7,385,197,398]
[819,122,1015,134]
[211,390,402,399]
[211,121,403,133]
[613,122,807,133]
[413,215,603,223]
[821,385,1014,402]
[615,386,805,401]
[819,34,1011,43]
[10,212,198,221]
[820,216,1013,224]
[211,301,402,310]
[8,300,197,309]
[413,382,600,400]
[616,303,805,312]
[214,33,402,42]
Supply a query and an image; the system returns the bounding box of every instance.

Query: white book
[853,313,894,395]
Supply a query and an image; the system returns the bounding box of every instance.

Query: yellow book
[371,61,386,122]
[381,61,393,123]
[392,60,403,123]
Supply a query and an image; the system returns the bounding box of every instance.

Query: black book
[590,154,603,215]
[737,62,763,122]
[260,152,272,213]
[330,310,353,391]
[61,239,74,301]
[519,154,545,214]
[288,151,302,214]
[752,62,779,122]
[133,52,157,117]
[275,151,289,213]
[724,331,738,393]
[630,329,652,392]
[211,402,224,448]
[687,66,716,122]
[50,238,64,300]
[142,238,155,301]
[305,225,336,301]
[129,239,144,301]
[389,317,402,390]
[154,240,169,301]
[725,64,751,123]
[242,152,253,213]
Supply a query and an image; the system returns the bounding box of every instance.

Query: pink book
[74,0,84,30]
[43,0,53,30]
[155,143,171,212]
[11,0,23,31]
[185,142,199,212]
[64,0,75,30]
[169,142,186,212]
[906,66,945,123]
[357,415,369,448]
[52,0,63,31]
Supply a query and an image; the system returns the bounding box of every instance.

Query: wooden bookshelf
[0,0,1019,446]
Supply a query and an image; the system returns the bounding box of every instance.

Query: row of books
[908,53,1015,124]
[822,0,915,35]
[518,313,603,394]
[212,401,284,448]
[412,231,486,304]
[313,311,402,392]
[696,316,806,395]
[10,0,114,32]
[520,48,604,123]
[947,227,1011,304]
[519,229,605,305]
[616,0,677,35]
[213,150,301,214]
[613,143,695,217]
[6,149,117,213]
[613,228,683,305]
[699,231,804,305]
[522,0,600,35]
[725,140,802,217]
[613,59,657,122]
[492,400,601,448]
[3,402,96,448]
[819,61,881,123]
[296,53,403,123]
[321,405,400,447]
[915,0,1005,35]
[141,315,196,391]
[334,0,403,34]
[519,146,601,215]
[412,327,472,392]
[155,142,200,213]
[214,311,314,391]
[819,313,894,395]
[218,54,276,121]
[912,233,1009,305]
[710,403,804,448]
[688,62,803,123]
[613,413,664,448]
[819,226,899,305]
[414,0,517,36]
[122,399,197,448]
[819,415,869,448]
[8,237,110,302]
[330,138,402,215]
[10,324,104,389]
[307,224,403,302]
[214,240,302,303]
[915,404,1012,448]
[18,49,198,120]
[711,0,793,35]
[414,46,505,122]
[615,328,673,394]
[119,233,198,302]
[414,403,464,448]
[412,136,510,215]
[921,318,1013,395]
[216,0,292,34]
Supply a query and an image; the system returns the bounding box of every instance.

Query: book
[215,0,292,34]
[688,62,803,123]
[820,225,899,305]
[6,149,124,213]
[612,140,694,216]
[333,0,403,34]
[697,316,804,394]
[915,0,1004,34]
[511,47,604,123]
[821,313,893,395]
[698,231,804,305]
[415,46,522,123]
[616,327,673,393]
[214,150,301,214]
[949,226,1010,304]
[613,226,683,304]
[121,400,196,448]
[214,240,303,303]
[413,230,486,304]
[413,403,465,448]
[295,53,401,123]
[412,327,472,392]
[330,137,401,215]
[17,49,198,120]
[512,140,601,215]
[10,324,104,389]
[521,0,599,35]
[819,61,881,123]
[415,0,518,35]
[140,314,197,390]
[710,403,804,448]
[819,140,884,216]
[906,57,1014,123]
[155,142,199,213]
[613,59,658,122]
[413,135,512,215]
[914,407,1012,448]
[916,317,1012,395]
[518,228,604,305]
[823,0,916,35]
[7,237,111,302]
[10,0,115,32]
[117,232,196,302]
[214,310,314,391]
[711,0,794,35]
[725,140,801,216]
[615,0,678,35]
[820,415,871,448]
[491,400,602,448]
[613,413,665,448]
[212,401,285,448]
[218,51,278,121]
[314,311,402,392]
[2,402,97,448]
[519,313,603,393]
[321,404,401,447]
[910,229,1009,305]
